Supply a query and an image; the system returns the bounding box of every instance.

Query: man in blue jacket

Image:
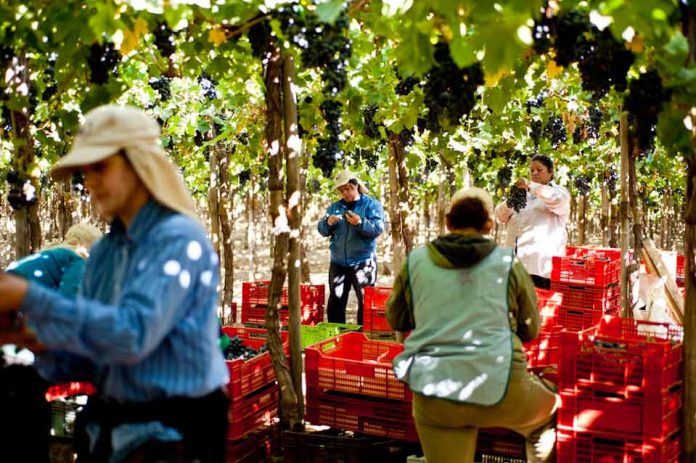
[318,170,385,325]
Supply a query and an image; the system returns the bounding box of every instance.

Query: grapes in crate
[223,335,266,361]
[507,186,528,212]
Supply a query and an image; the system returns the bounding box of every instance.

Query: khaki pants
[412,364,558,463]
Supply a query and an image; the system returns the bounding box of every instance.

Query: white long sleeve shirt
[495,181,571,279]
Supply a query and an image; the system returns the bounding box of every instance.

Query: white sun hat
[334,169,368,194]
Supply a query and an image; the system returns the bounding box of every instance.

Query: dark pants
[327,259,377,325]
[0,364,51,463]
[531,274,551,290]
[75,388,229,463]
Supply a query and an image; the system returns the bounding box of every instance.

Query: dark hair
[531,154,554,172]
[347,179,359,186]
[446,198,489,230]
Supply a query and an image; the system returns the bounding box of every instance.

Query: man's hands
[0,271,29,311]
[0,321,45,353]
[344,210,362,226]
[327,211,362,226]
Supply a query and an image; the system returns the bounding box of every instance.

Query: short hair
[531,154,554,172]
[446,187,493,231]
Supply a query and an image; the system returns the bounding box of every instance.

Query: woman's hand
[0,272,29,311]
[515,178,531,191]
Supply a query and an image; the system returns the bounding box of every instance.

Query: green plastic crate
[301,322,361,349]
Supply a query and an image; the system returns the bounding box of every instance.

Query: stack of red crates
[523,288,564,369]
[240,281,325,327]
[676,254,685,287]
[557,317,683,462]
[363,286,393,333]
[222,326,289,462]
[304,331,418,441]
[550,247,621,331]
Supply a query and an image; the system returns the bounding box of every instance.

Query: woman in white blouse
[495,155,571,289]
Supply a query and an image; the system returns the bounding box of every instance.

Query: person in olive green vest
[386,187,558,463]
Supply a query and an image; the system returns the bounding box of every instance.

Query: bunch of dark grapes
[532,5,556,54]
[238,169,251,185]
[223,336,266,361]
[194,130,205,147]
[624,70,671,155]
[507,186,528,212]
[153,22,176,58]
[41,54,58,101]
[576,28,634,97]
[395,74,420,96]
[398,128,414,147]
[354,148,379,170]
[86,42,120,85]
[362,105,381,139]
[525,92,546,114]
[422,42,483,133]
[605,169,618,193]
[553,11,592,67]
[149,76,172,101]
[544,115,567,147]
[277,3,351,96]
[6,171,37,210]
[247,20,272,59]
[198,73,218,100]
[530,119,543,147]
[313,136,342,177]
[587,106,602,140]
[313,99,343,176]
[574,175,591,195]
[497,166,513,190]
[425,156,438,174]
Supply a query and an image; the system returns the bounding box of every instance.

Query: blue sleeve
[34,351,97,384]
[20,233,219,365]
[57,258,86,298]
[358,198,385,238]
[317,203,338,237]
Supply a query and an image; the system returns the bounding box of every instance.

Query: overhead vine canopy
[0,0,692,204]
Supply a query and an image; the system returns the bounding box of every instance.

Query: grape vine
[86,42,120,85]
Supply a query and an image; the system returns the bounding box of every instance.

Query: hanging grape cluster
[587,106,603,140]
[5,171,38,210]
[507,186,528,212]
[497,166,513,190]
[198,73,218,100]
[86,42,120,85]
[153,22,176,58]
[395,74,420,96]
[362,105,381,140]
[277,3,351,96]
[544,115,567,148]
[624,70,671,155]
[576,28,634,97]
[313,99,343,177]
[149,76,172,101]
[574,175,591,195]
[604,169,618,193]
[421,43,483,133]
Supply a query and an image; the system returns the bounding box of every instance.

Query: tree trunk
[610,201,619,248]
[682,3,696,459]
[218,147,234,323]
[263,44,300,430]
[283,54,304,422]
[387,137,404,274]
[601,181,610,247]
[394,136,414,254]
[578,194,587,245]
[423,195,431,242]
[245,188,257,282]
[619,109,631,317]
[207,148,222,259]
[58,178,74,239]
[661,191,671,250]
[627,142,643,315]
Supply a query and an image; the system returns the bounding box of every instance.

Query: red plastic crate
[363,286,393,332]
[534,288,563,332]
[45,382,95,401]
[558,317,683,396]
[551,251,621,286]
[551,282,621,313]
[222,326,289,398]
[676,254,684,286]
[228,383,279,440]
[241,281,325,326]
[304,331,410,401]
[559,384,682,439]
[226,424,279,463]
[476,428,526,462]
[524,330,561,369]
[556,427,681,463]
[305,389,418,442]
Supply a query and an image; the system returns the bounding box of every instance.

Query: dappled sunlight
[458,373,488,401]
[163,259,181,276]
[422,378,463,397]
[186,240,202,260]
